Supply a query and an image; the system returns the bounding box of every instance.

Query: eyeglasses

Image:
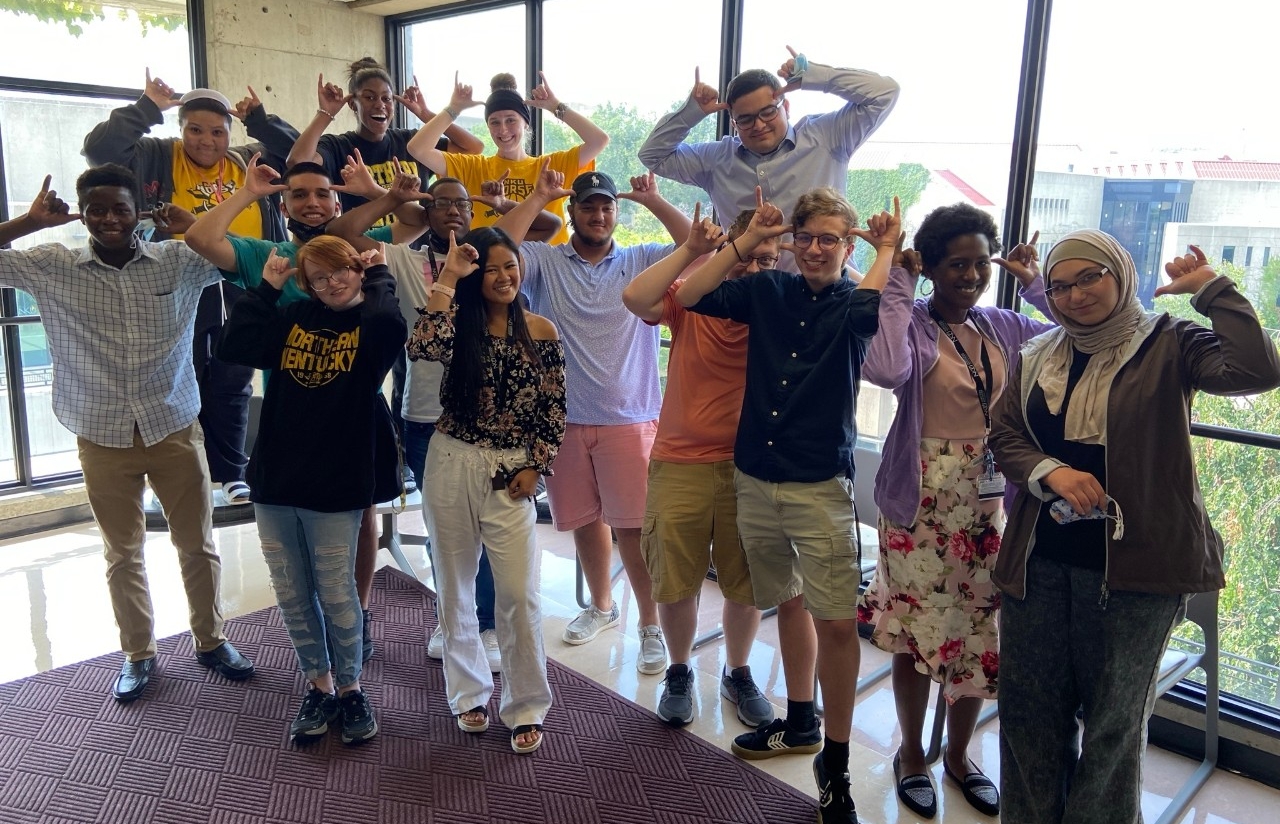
[792,233,846,251]
[732,104,782,129]
[428,198,473,213]
[741,254,779,268]
[309,266,352,293]
[1045,267,1110,301]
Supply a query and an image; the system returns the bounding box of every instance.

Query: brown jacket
[991,277,1280,600]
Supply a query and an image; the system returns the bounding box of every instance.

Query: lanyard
[929,303,994,435]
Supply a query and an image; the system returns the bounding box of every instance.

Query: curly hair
[76,163,138,206]
[913,203,1002,270]
[791,187,857,232]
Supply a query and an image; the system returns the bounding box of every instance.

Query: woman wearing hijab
[989,230,1280,823]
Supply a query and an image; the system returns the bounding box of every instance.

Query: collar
[75,237,156,267]
[563,237,617,262]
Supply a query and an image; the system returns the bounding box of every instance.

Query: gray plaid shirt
[0,240,221,447]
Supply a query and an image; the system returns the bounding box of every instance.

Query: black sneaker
[813,752,859,824]
[730,717,821,760]
[720,665,776,728]
[657,664,694,726]
[338,689,378,744]
[362,609,375,662]
[290,688,338,743]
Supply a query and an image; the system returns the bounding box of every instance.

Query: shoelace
[729,672,762,699]
[664,670,693,694]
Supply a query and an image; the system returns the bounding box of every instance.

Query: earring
[920,278,933,296]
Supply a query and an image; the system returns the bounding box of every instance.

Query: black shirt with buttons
[690,270,880,483]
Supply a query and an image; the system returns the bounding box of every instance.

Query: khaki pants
[78,422,225,661]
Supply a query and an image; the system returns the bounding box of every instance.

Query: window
[1223,245,1236,264]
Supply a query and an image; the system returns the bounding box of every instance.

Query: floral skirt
[858,437,1004,703]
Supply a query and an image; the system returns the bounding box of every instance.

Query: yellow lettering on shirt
[280,324,361,388]
[169,147,263,240]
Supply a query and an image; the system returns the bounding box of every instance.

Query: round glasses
[792,233,846,251]
[309,266,352,293]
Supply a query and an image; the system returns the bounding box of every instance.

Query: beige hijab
[1039,230,1146,445]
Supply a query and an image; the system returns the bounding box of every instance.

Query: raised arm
[407,231,478,363]
[286,74,351,167]
[82,69,179,166]
[493,159,572,245]
[526,72,609,163]
[233,85,300,169]
[185,153,286,271]
[845,195,900,293]
[623,202,721,322]
[0,175,79,249]
[217,247,294,370]
[471,171,564,241]
[328,166,434,251]
[406,73,481,176]
[677,187,788,308]
[638,67,724,188]
[862,235,921,389]
[780,46,900,159]
[395,75,484,155]
[616,171,692,245]
[993,230,1053,318]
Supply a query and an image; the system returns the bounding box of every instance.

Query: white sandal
[223,481,252,505]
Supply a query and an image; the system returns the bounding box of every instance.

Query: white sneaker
[426,626,444,659]
[637,625,668,675]
[481,629,502,673]
[562,603,621,645]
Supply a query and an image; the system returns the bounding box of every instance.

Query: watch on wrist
[553,102,569,120]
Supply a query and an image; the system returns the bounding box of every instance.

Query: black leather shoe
[196,642,255,681]
[113,657,156,702]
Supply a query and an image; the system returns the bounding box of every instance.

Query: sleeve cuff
[1027,458,1066,501]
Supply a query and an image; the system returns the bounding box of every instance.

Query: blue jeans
[404,420,496,632]
[999,556,1186,824]
[255,505,364,688]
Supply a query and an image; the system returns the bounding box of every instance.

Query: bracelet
[444,105,459,120]
[431,283,456,299]
[729,238,747,263]
[317,108,336,121]
[553,102,569,120]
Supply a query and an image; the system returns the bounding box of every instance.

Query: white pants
[424,431,552,729]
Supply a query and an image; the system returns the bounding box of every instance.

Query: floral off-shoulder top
[408,307,567,474]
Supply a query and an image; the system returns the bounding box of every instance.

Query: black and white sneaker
[290,688,338,743]
[657,663,695,726]
[814,752,859,824]
[338,689,378,745]
[730,717,821,760]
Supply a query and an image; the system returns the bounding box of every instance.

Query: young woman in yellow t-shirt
[407,72,609,245]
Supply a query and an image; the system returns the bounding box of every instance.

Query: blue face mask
[287,217,328,243]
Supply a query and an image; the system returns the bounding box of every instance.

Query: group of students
[1,47,1278,824]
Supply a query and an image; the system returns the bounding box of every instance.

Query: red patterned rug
[0,567,816,823]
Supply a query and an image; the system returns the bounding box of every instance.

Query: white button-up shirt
[0,240,221,447]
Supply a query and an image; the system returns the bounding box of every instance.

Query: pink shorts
[545,421,657,531]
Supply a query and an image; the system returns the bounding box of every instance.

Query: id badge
[978,472,1005,500]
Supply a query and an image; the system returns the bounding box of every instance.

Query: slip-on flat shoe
[113,657,156,702]
[195,641,255,681]
[943,756,1000,817]
[894,751,937,819]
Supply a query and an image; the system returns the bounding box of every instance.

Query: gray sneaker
[562,603,621,645]
[721,665,776,728]
[657,663,694,726]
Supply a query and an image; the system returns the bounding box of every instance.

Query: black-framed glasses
[428,198,473,213]
[1045,267,1111,301]
[732,104,781,129]
[741,254,779,268]
[792,233,845,251]
[309,266,352,292]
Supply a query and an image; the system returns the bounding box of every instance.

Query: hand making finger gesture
[1156,245,1220,297]
[525,71,561,112]
[616,171,661,208]
[143,68,180,112]
[992,230,1041,288]
[746,187,791,244]
[448,71,481,112]
[473,170,513,211]
[231,86,263,122]
[851,195,901,251]
[386,162,434,205]
[684,203,725,256]
[357,242,386,268]
[262,247,298,290]
[395,75,431,123]
[317,74,351,119]
[532,158,573,202]
[26,175,80,228]
[691,67,727,116]
[441,230,480,280]
[776,46,804,95]
[148,202,197,235]
[334,148,385,199]
[244,152,287,198]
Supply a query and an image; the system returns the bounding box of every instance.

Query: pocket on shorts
[640,512,660,571]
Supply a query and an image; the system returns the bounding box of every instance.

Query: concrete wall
[203,0,385,145]
[1186,180,1280,227]
[1162,224,1280,275]
[1029,170,1106,250]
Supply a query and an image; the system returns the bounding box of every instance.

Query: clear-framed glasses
[792,233,845,251]
[1045,267,1111,301]
[309,266,352,293]
[732,103,781,129]
[428,197,474,213]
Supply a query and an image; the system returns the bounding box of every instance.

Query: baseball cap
[177,89,233,115]
[571,171,617,201]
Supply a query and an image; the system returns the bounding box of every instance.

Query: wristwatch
[553,102,569,120]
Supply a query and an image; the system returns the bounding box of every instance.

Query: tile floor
[1,509,1278,823]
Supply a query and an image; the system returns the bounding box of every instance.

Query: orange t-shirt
[649,281,749,464]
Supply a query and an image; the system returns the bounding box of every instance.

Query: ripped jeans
[255,505,364,688]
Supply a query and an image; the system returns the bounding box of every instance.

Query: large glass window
[1032,0,1280,709]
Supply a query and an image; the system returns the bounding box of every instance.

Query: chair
[1151,589,1220,824]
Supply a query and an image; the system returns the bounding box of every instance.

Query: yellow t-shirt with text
[170,147,264,240]
[445,147,588,246]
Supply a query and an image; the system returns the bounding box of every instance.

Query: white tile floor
[2,510,1278,823]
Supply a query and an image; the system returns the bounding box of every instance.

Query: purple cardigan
[864,265,1055,527]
